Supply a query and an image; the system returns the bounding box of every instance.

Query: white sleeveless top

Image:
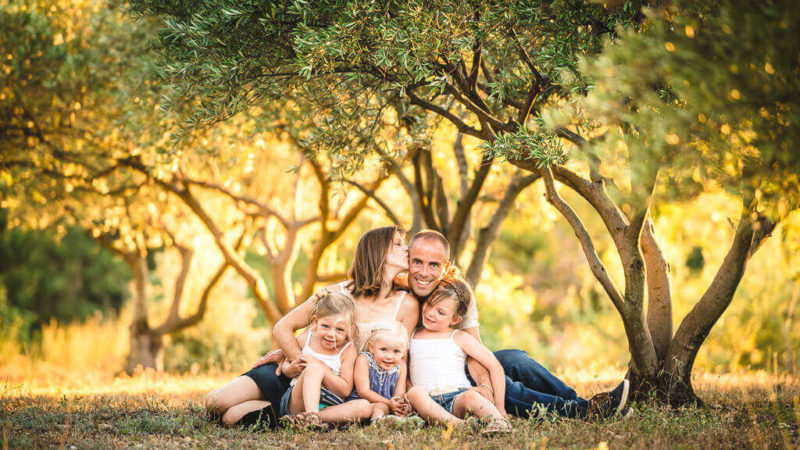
[289,331,351,386]
[336,281,407,347]
[408,330,472,395]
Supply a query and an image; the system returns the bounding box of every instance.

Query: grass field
[2,369,799,449]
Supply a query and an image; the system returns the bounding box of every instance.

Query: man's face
[408,238,448,298]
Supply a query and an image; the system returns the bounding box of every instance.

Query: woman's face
[383,231,409,272]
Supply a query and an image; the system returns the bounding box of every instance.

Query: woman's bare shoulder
[396,289,421,323]
[396,288,421,305]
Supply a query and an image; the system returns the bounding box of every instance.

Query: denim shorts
[279,385,345,416]
[431,388,468,414]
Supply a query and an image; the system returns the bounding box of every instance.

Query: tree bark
[641,217,673,361]
[127,324,164,373]
[124,252,164,373]
[269,244,298,314]
[448,151,494,259]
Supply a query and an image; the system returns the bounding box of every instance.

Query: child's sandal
[481,417,511,436]
[301,411,326,431]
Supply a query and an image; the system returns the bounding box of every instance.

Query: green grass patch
[2,373,798,448]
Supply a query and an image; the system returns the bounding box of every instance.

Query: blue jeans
[494,349,588,419]
[431,388,468,414]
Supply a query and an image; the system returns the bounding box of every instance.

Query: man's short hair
[409,229,450,259]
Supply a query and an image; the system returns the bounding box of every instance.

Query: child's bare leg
[220,400,271,426]
[452,389,503,421]
[288,364,325,415]
[301,364,327,413]
[370,402,390,421]
[406,386,462,426]
[317,399,372,424]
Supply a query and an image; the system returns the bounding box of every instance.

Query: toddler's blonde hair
[360,321,409,353]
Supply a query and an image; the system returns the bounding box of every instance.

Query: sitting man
[402,229,631,420]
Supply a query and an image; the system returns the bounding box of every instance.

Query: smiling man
[407,230,631,420]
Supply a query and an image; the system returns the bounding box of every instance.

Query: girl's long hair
[347,225,403,297]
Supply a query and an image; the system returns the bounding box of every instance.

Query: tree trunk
[627,211,775,406]
[270,260,295,313]
[124,251,164,373]
[663,211,767,388]
[127,321,164,373]
[641,218,673,361]
[627,360,699,407]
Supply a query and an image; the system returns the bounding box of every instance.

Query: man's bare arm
[462,326,481,343]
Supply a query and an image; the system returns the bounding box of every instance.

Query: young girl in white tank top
[279,291,366,428]
[406,279,511,434]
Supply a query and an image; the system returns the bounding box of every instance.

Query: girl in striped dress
[280,292,371,428]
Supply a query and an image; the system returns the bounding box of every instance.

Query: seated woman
[205,226,419,428]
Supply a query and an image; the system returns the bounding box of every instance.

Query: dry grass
[2,369,799,449]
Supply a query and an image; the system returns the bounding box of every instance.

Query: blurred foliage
[546,0,800,218]
[0,216,130,343]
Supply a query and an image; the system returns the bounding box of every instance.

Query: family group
[205,227,631,434]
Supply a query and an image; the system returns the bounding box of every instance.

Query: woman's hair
[347,225,404,297]
[426,278,472,323]
[312,291,358,343]
[360,321,409,353]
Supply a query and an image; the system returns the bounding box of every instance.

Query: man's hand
[252,349,285,369]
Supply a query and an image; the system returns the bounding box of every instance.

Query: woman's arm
[454,331,507,416]
[272,288,327,360]
[354,354,392,406]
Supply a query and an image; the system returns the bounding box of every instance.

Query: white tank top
[408,330,472,395]
[289,331,351,386]
[337,281,407,347]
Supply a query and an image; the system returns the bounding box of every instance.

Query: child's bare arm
[454,331,507,417]
[354,354,392,406]
[394,362,407,397]
[281,332,308,378]
[313,344,356,398]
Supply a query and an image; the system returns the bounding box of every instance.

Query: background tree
[526,0,799,403]
[0,0,246,371]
